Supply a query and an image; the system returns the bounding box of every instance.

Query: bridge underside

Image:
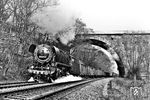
[73,38,125,77]
[82,39,109,50]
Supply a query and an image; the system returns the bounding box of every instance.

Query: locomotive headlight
[30,66,34,69]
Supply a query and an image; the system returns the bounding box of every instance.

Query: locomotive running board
[55,62,70,67]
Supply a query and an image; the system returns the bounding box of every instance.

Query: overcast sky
[60,0,150,32]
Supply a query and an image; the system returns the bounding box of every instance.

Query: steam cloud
[31,0,79,44]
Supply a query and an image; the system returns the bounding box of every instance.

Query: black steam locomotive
[28,44,72,82]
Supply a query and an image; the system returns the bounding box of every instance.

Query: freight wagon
[70,58,105,77]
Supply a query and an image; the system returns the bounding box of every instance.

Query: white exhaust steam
[54,75,82,83]
[31,0,79,44]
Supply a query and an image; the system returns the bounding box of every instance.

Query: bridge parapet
[75,34,122,48]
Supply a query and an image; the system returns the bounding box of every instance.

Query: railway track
[0,81,38,89]
[0,79,97,100]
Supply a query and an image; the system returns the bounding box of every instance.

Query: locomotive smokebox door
[29,44,36,53]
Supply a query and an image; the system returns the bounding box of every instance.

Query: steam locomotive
[28,44,72,82]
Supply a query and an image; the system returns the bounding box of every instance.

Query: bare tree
[113,33,150,80]
[74,18,86,34]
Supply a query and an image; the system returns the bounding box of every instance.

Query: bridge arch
[81,39,110,50]
[71,38,125,77]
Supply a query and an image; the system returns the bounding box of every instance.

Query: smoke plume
[31,0,79,44]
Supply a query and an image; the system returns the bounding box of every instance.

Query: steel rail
[0,81,35,86]
[0,82,38,89]
[27,79,96,100]
[1,79,87,100]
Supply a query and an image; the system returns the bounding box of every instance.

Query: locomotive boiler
[28,44,71,82]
